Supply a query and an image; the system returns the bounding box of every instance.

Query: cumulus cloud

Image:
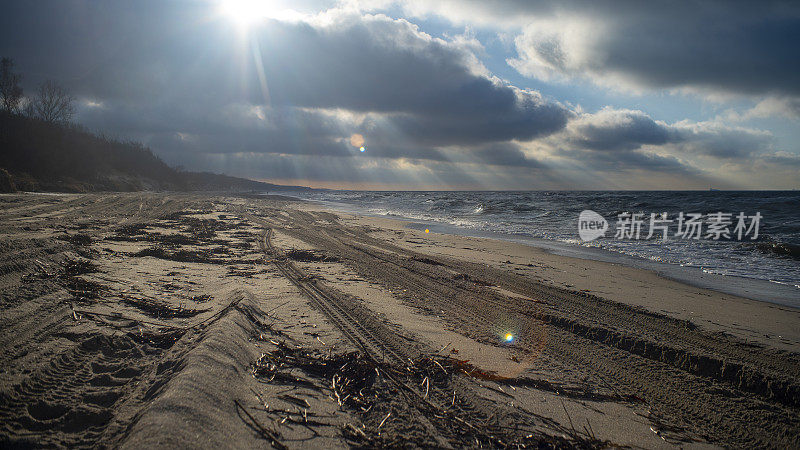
[0,2,570,156]
[563,108,674,152]
[355,0,800,97]
[667,120,774,160]
[248,12,572,145]
[538,107,777,179]
[758,151,800,168]
[725,97,800,121]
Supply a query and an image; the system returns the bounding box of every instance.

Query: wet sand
[1,192,798,448]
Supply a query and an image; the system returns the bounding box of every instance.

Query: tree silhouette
[0,57,23,114]
[26,80,75,123]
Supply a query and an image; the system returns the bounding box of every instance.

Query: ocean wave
[753,241,800,260]
[299,190,800,287]
[512,203,539,212]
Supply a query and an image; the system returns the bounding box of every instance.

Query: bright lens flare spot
[504,333,514,343]
[359,146,366,152]
[425,229,430,233]
[350,133,365,147]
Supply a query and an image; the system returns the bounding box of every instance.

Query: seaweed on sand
[131,246,219,264]
[62,258,98,277]
[251,342,610,448]
[411,256,444,266]
[113,223,149,236]
[253,342,378,409]
[57,233,92,246]
[183,217,228,239]
[284,249,339,263]
[57,258,104,303]
[62,276,105,303]
[120,294,210,319]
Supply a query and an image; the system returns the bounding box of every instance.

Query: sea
[284,190,800,307]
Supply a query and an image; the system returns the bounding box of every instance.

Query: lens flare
[350,133,365,147]
[359,146,366,152]
[425,229,429,233]
[504,333,514,342]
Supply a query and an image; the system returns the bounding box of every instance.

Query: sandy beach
[1,192,798,448]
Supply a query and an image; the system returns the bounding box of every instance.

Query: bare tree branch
[0,57,23,114]
[27,80,75,123]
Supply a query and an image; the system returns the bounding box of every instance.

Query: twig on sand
[344,423,367,439]
[266,300,291,315]
[250,388,270,411]
[234,399,287,450]
[378,412,392,429]
[560,398,577,437]
[583,418,596,441]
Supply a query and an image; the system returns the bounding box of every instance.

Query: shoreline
[305,197,800,308]
[305,204,800,353]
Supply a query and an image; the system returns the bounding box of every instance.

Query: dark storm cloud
[373,0,800,96]
[1,0,795,188]
[0,0,571,176]
[78,102,352,153]
[346,143,449,162]
[560,108,773,161]
[510,1,800,95]
[566,109,673,152]
[255,16,509,115]
[563,148,698,174]
[675,125,773,160]
[133,106,543,168]
[78,98,547,166]
[387,93,568,146]
[0,1,227,99]
[0,1,570,135]
[594,13,800,95]
[147,128,353,159]
[242,14,570,141]
[758,152,800,168]
[468,142,542,168]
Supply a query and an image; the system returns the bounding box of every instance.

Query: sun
[220,0,275,27]
[220,0,267,26]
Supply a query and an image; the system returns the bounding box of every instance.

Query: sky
[1,0,799,190]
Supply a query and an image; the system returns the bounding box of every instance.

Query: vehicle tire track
[256,224,559,448]
[262,210,800,448]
